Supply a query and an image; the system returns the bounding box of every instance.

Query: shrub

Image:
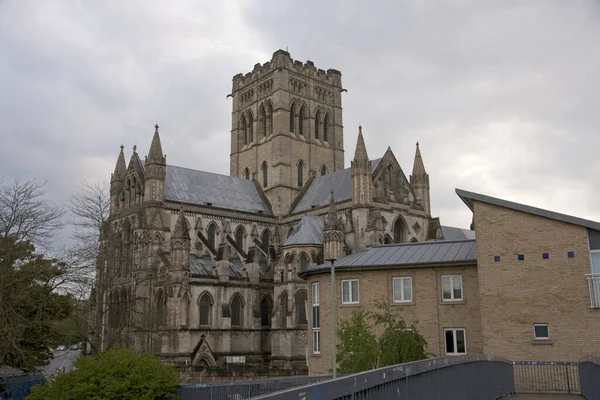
[27,348,179,400]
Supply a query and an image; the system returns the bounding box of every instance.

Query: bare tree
[0,178,65,248]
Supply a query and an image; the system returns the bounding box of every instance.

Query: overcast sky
[1,0,600,246]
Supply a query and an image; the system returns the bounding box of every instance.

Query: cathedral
[89,49,468,376]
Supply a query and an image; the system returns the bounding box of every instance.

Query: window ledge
[440,300,466,305]
[311,353,321,358]
[392,301,415,306]
[340,303,361,307]
[532,340,554,345]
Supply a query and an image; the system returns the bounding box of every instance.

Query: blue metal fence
[177,375,342,400]
[243,355,514,400]
[579,355,600,399]
[512,361,580,394]
[0,373,46,400]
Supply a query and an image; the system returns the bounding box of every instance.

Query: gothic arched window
[299,252,309,271]
[289,103,296,133]
[120,287,128,328]
[231,295,243,327]
[199,293,212,326]
[267,102,273,135]
[244,168,250,180]
[323,113,330,143]
[261,229,271,252]
[247,112,254,143]
[295,291,308,326]
[298,105,305,135]
[260,296,272,327]
[258,104,266,139]
[235,226,245,250]
[261,161,268,188]
[207,223,217,249]
[393,218,406,243]
[320,165,327,176]
[387,165,393,186]
[241,114,248,145]
[280,293,288,327]
[156,290,167,327]
[315,110,321,140]
[297,160,304,187]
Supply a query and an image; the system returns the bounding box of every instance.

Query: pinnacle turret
[146,124,166,167]
[353,125,369,163]
[112,145,126,183]
[325,191,342,231]
[412,142,427,177]
[172,206,190,240]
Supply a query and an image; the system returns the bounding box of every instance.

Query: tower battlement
[232,50,342,93]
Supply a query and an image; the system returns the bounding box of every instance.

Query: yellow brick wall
[473,201,600,361]
[306,264,482,375]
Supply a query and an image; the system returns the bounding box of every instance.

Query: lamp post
[326,258,337,379]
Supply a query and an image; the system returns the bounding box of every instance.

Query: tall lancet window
[289,103,296,133]
[297,160,304,187]
[241,115,247,145]
[262,161,268,188]
[298,105,305,135]
[315,110,321,140]
[323,113,330,143]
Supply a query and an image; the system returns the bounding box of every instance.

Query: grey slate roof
[456,189,600,232]
[189,254,268,279]
[164,165,269,214]
[284,215,324,246]
[441,225,476,240]
[299,239,477,278]
[292,158,381,213]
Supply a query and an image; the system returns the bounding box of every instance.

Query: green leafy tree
[370,300,428,367]
[335,300,428,374]
[336,310,379,374]
[0,236,73,371]
[27,348,179,400]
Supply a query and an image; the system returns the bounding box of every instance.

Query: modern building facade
[301,189,600,375]
[88,50,462,376]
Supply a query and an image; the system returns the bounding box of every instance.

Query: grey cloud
[1,0,599,247]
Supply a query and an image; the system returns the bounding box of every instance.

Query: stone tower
[410,142,431,216]
[229,49,345,215]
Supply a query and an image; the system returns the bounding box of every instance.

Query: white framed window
[444,328,466,355]
[312,282,320,354]
[341,279,359,304]
[534,324,550,340]
[441,275,463,301]
[392,277,413,303]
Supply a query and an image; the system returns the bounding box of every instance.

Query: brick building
[89,50,462,377]
[301,189,600,375]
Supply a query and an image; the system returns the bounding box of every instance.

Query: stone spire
[112,145,126,183]
[172,206,190,240]
[412,142,427,176]
[146,124,166,167]
[323,191,344,260]
[410,142,431,216]
[351,126,373,206]
[353,125,369,164]
[325,191,342,231]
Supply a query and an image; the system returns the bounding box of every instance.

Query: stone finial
[112,144,127,183]
[146,123,165,166]
[172,206,190,240]
[353,125,369,162]
[412,141,427,176]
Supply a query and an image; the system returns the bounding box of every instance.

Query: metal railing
[579,355,600,399]
[247,355,514,400]
[176,375,341,400]
[586,273,600,308]
[512,361,580,394]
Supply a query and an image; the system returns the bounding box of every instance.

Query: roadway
[512,395,584,399]
[40,349,81,377]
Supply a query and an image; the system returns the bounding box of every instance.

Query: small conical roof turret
[172,206,190,240]
[353,125,369,162]
[412,141,427,176]
[112,145,126,183]
[146,124,166,166]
